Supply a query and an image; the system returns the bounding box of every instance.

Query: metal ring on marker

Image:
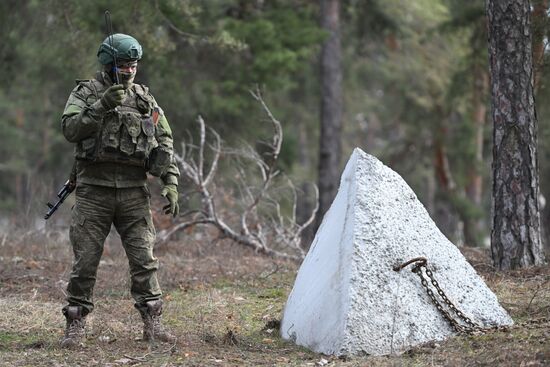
[392,257,427,272]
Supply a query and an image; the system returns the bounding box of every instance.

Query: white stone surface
[281,148,513,356]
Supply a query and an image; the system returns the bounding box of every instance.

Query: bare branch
[240,87,284,239]
[292,183,320,248]
[164,91,318,262]
[197,115,207,187]
[204,127,221,187]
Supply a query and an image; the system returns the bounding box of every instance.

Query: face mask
[113,61,138,88]
[118,69,136,88]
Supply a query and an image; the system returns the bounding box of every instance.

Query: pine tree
[486,0,545,269]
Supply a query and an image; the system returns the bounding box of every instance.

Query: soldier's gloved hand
[161,184,179,217]
[100,84,126,110]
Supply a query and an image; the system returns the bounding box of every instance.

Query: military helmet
[97,33,143,65]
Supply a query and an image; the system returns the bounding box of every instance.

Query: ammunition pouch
[73,80,169,174]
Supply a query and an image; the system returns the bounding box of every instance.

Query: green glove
[100,84,126,110]
[161,184,179,217]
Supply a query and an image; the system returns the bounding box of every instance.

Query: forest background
[2,0,550,255]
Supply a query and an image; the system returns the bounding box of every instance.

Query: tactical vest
[75,80,159,168]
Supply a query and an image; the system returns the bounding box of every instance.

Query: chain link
[395,257,507,335]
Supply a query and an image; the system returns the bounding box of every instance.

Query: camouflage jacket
[62,72,179,188]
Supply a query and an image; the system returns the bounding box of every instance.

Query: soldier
[60,33,180,348]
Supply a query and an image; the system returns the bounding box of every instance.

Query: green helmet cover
[97,33,143,65]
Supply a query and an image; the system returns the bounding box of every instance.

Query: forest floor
[0,227,549,367]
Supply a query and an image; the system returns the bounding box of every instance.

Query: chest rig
[75,80,159,167]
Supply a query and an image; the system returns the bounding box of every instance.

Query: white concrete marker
[281,148,513,356]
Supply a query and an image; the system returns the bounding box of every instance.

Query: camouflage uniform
[61,70,179,316]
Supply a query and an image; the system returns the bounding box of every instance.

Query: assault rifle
[44,179,76,220]
[44,163,76,220]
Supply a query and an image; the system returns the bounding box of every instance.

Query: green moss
[0,331,53,351]
[257,287,286,299]
[0,331,20,347]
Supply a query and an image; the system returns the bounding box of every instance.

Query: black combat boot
[60,306,86,348]
[136,300,176,343]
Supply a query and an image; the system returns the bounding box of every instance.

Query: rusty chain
[394,257,508,335]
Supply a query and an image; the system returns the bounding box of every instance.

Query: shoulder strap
[75,79,91,85]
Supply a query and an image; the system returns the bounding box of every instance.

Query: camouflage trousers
[66,184,161,315]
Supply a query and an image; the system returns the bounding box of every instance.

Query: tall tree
[316,0,343,229]
[486,0,545,269]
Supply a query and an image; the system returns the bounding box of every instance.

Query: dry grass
[0,230,549,366]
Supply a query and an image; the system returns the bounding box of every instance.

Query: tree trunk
[486,0,545,269]
[434,125,456,192]
[463,61,489,247]
[466,64,488,208]
[532,0,548,93]
[316,0,343,230]
[433,121,464,245]
[14,108,25,226]
[297,121,315,246]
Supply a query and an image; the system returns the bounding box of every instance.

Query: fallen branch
[158,88,318,262]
